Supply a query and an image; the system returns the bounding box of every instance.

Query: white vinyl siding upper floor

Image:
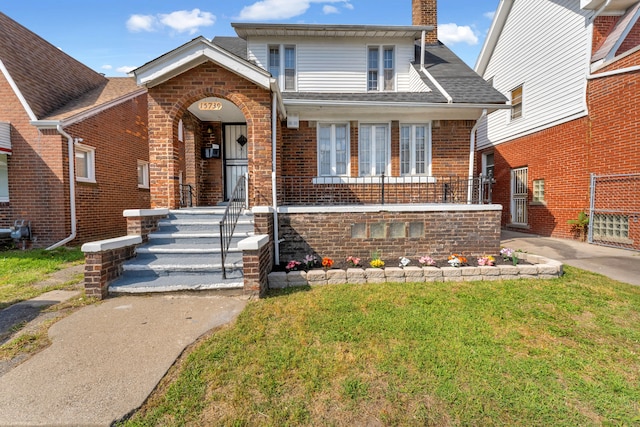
[247,37,416,92]
[476,0,593,149]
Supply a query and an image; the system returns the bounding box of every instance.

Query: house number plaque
[198,101,223,111]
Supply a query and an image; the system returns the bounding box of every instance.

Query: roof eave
[232,22,434,39]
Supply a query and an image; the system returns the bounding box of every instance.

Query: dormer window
[269,45,296,91]
[368,46,395,91]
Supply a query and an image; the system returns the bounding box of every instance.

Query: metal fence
[278,175,493,206]
[589,173,640,251]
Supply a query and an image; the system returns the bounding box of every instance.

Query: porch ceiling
[582,0,639,12]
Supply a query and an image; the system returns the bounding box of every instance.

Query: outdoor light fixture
[236,135,247,147]
[206,125,213,134]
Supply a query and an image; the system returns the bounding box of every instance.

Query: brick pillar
[412,0,438,44]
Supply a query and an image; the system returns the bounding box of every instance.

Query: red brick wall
[278,209,501,265]
[147,62,273,209]
[593,16,619,53]
[281,119,473,179]
[66,94,150,245]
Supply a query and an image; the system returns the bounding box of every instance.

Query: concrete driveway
[501,230,640,286]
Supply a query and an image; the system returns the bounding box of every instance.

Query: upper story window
[269,45,296,91]
[318,123,349,176]
[400,124,431,176]
[368,46,395,92]
[75,142,95,183]
[510,85,523,120]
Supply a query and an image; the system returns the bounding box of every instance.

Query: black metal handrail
[219,175,247,279]
[179,184,193,208]
[278,175,494,206]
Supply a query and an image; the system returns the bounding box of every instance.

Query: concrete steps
[109,207,252,295]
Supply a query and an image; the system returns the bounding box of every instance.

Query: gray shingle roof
[211,37,248,60]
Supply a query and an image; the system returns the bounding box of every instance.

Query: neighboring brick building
[475,0,640,250]
[0,12,149,248]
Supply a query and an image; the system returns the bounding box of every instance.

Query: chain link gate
[589,173,640,251]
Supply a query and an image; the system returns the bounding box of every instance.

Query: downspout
[271,93,280,266]
[468,109,488,204]
[47,125,77,250]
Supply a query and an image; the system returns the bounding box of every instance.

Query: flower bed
[268,252,563,289]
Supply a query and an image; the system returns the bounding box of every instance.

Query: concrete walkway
[0,294,248,426]
[501,230,640,286]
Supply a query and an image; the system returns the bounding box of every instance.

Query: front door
[224,124,248,200]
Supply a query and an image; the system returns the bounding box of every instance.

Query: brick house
[0,12,150,248]
[130,0,509,268]
[475,0,640,250]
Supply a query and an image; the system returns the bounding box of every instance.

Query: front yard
[122,266,640,426]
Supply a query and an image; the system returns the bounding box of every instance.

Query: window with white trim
[318,123,349,176]
[400,124,431,175]
[482,152,495,178]
[269,45,296,91]
[511,85,523,120]
[359,124,389,176]
[0,154,8,202]
[368,46,395,91]
[75,143,95,183]
[137,160,150,189]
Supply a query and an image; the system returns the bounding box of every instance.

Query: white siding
[247,37,416,92]
[409,66,431,92]
[477,0,592,149]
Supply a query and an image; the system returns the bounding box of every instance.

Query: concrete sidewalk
[0,294,248,426]
[501,230,640,286]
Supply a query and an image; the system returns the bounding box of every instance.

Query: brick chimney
[412,0,438,44]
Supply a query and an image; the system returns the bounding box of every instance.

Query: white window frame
[359,123,391,176]
[482,152,495,178]
[400,123,432,176]
[0,154,8,202]
[317,123,350,177]
[510,84,523,121]
[268,44,296,91]
[75,142,96,183]
[367,45,395,92]
[137,160,150,189]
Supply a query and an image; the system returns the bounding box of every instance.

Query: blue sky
[1,0,499,76]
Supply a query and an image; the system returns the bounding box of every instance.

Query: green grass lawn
[123,266,640,426]
[0,247,84,309]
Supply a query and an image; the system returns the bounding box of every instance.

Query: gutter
[270,80,281,265]
[0,59,37,121]
[468,109,487,204]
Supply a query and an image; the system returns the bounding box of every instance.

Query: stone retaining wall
[268,252,563,289]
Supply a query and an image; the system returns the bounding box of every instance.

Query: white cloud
[323,5,339,14]
[117,65,137,74]
[127,14,157,32]
[438,23,479,46]
[484,11,496,20]
[127,9,215,35]
[238,0,352,21]
[101,64,113,70]
[159,9,216,34]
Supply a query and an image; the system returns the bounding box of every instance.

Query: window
[359,124,389,176]
[532,179,545,203]
[75,143,95,183]
[368,46,394,91]
[592,214,630,241]
[511,85,523,120]
[137,160,149,189]
[400,124,431,175]
[483,152,495,178]
[269,45,296,91]
[318,123,349,176]
[0,154,8,201]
